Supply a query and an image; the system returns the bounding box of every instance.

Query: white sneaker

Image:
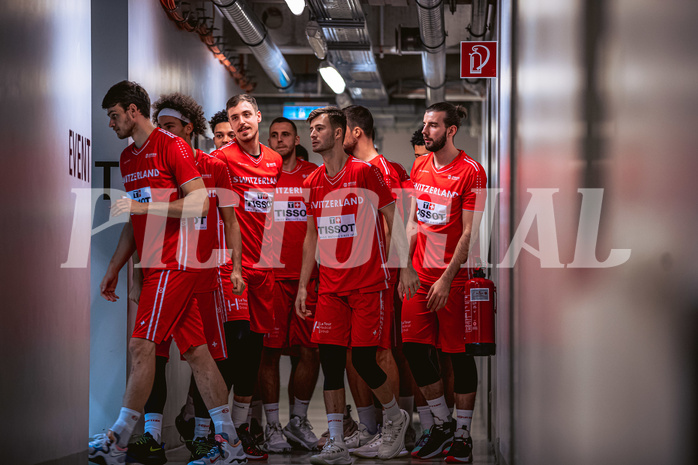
[351,430,381,458]
[262,421,291,453]
[377,409,410,459]
[345,423,377,452]
[188,433,247,464]
[88,433,127,465]
[283,415,319,451]
[309,437,352,465]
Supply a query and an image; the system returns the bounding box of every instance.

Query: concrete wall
[0,0,92,463]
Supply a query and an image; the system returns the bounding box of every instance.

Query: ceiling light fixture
[318,61,346,94]
[284,0,305,16]
[305,21,327,60]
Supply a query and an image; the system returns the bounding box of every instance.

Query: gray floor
[164,400,496,465]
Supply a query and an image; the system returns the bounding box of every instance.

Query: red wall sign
[460,41,498,79]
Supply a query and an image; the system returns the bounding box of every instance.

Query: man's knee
[182,344,210,365]
[450,352,478,394]
[351,346,387,390]
[402,342,441,387]
[319,344,346,391]
[129,337,156,360]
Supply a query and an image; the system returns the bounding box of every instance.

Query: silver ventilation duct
[468,0,489,40]
[416,0,446,106]
[212,0,294,90]
[307,0,388,104]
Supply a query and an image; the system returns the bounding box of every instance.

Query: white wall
[0,0,92,462]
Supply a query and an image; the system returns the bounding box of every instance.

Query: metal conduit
[212,0,294,89]
[416,0,446,106]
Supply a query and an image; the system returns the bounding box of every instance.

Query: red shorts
[156,273,228,361]
[264,279,318,349]
[400,284,467,354]
[312,289,387,348]
[243,267,275,334]
[133,269,205,355]
[219,266,250,323]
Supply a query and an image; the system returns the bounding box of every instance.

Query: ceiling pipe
[468,0,489,40]
[212,0,294,90]
[415,0,446,106]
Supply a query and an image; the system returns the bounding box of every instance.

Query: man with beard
[89,81,245,465]
[256,117,321,453]
[296,107,420,464]
[213,94,281,460]
[401,102,487,463]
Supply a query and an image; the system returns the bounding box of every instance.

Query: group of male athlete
[89,80,487,465]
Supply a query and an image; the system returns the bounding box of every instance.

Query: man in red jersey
[212,94,282,458]
[411,128,430,159]
[295,107,420,464]
[256,117,321,453]
[402,102,487,463]
[89,81,245,465]
[210,110,236,150]
[338,105,404,457]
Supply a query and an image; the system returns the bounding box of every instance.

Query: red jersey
[410,151,487,286]
[304,156,394,295]
[386,159,414,271]
[272,158,319,280]
[368,155,401,284]
[120,128,202,273]
[213,141,282,270]
[192,149,236,291]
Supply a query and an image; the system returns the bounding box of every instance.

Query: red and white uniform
[214,140,282,333]
[401,151,487,353]
[265,159,319,349]
[121,128,205,353]
[305,156,394,347]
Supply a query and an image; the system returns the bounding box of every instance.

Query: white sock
[110,407,141,447]
[144,413,163,442]
[399,396,414,419]
[292,397,310,418]
[455,409,473,435]
[427,396,452,425]
[357,405,378,434]
[381,397,402,422]
[232,400,250,428]
[264,403,280,425]
[251,399,263,422]
[194,417,212,439]
[209,405,238,441]
[417,405,434,431]
[327,413,344,443]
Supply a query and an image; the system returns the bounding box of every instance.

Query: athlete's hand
[398,266,420,301]
[295,285,310,320]
[426,276,451,312]
[111,198,147,217]
[230,270,245,296]
[100,269,120,302]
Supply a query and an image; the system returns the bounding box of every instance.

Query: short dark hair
[343,105,374,140]
[410,128,425,147]
[209,110,229,131]
[152,92,207,136]
[307,106,346,141]
[425,102,468,131]
[270,116,297,135]
[296,144,309,161]
[226,94,258,112]
[102,80,150,118]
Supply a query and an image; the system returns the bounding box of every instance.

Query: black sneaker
[237,423,269,460]
[126,432,167,465]
[445,431,473,463]
[189,435,217,461]
[414,419,454,459]
[249,417,264,445]
[175,406,195,450]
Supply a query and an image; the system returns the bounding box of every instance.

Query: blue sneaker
[89,433,127,465]
[187,433,247,464]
